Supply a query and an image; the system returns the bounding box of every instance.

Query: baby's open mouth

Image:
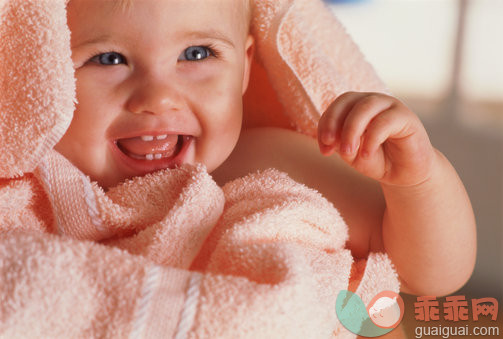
[116,134,185,161]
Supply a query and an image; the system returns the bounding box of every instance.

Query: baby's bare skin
[214,92,476,296]
[60,0,475,298]
[58,0,253,189]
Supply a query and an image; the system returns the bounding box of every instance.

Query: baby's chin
[93,174,127,191]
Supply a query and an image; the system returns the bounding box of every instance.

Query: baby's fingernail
[320,131,335,146]
[340,143,352,154]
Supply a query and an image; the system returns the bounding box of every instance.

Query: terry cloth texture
[1,157,399,338]
[0,0,397,337]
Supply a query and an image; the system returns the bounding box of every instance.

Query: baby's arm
[317,92,476,296]
[215,92,476,296]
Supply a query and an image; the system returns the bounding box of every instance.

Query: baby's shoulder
[213,127,327,185]
[214,127,374,195]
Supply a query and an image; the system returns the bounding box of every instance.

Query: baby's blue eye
[90,52,127,65]
[179,46,212,61]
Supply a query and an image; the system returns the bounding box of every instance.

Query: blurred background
[325,0,502,330]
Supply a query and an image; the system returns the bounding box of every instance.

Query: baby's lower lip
[111,135,193,176]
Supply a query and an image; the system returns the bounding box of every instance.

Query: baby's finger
[318,114,337,154]
[318,92,368,154]
[338,94,394,156]
[360,107,410,158]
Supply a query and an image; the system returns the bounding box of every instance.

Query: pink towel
[244,0,387,134]
[0,0,74,178]
[1,156,399,338]
[0,0,398,337]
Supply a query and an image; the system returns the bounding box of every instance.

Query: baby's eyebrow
[72,30,236,50]
[72,29,236,48]
[72,35,119,49]
[181,29,235,48]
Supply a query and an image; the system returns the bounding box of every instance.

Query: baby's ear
[242,35,255,95]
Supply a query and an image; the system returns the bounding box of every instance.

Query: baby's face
[56,0,253,188]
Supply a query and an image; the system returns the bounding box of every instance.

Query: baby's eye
[178,46,213,61]
[90,52,127,66]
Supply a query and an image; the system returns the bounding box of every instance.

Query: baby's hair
[113,0,133,12]
[114,0,252,28]
[114,0,251,11]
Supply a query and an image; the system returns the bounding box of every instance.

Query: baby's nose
[126,78,184,115]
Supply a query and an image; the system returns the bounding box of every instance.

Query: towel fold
[0,0,74,178]
[244,0,387,135]
[1,157,399,338]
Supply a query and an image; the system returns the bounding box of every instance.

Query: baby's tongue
[117,135,179,157]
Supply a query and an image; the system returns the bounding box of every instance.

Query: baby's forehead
[114,0,250,18]
[68,0,251,35]
[67,0,252,46]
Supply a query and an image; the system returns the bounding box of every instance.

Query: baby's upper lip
[108,118,201,147]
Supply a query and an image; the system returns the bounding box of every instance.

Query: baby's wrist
[380,148,444,194]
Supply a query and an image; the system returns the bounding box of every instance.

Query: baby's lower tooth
[154,154,162,159]
[145,154,154,161]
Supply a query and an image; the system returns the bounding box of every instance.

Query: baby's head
[55,0,254,189]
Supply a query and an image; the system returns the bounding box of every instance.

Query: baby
[55,0,476,298]
[57,0,254,189]
[0,0,478,336]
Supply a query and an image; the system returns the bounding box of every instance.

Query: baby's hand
[317,92,436,187]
